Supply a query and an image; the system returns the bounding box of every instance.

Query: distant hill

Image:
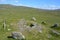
[0,4,60,24]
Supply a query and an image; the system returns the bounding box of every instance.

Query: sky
[0,0,60,9]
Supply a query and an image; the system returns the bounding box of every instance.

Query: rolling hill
[0,4,60,40]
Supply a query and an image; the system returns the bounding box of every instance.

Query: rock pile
[17,19,43,34]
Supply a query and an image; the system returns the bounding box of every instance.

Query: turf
[0,4,60,40]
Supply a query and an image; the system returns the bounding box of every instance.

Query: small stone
[39,30,42,33]
[32,17,36,21]
[51,30,60,35]
[7,36,13,38]
[41,21,46,25]
[8,29,11,31]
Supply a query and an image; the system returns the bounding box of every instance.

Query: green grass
[0,4,60,40]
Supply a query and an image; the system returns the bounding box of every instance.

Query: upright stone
[3,20,6,30]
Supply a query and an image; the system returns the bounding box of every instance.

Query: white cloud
[50,5,60,9]
[15,0,19,3]
[13,0,19,3]
[39,4,60,10]
[13,4,60,10]
[47,5,60,9]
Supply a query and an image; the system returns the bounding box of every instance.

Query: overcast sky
[0,0,60,9]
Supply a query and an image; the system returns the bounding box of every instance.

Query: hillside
[0,4,60,40]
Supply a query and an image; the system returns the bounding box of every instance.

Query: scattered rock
[30,22,43,33]
[26,26,32,32]
[31,17,36,21]
[39,30,42,33]
[51,30,60,36]
[11,32,25,40]
[7,36,13,38]
[8,29,11,31]
[51,23,59,28]
[34,24,43,33]
[18,19,27,27]
[41,21,46,25]
[18,19,27,32]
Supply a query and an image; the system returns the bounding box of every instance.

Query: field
[0,4,60,40]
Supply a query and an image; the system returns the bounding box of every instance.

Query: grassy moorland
[0,4,60,40]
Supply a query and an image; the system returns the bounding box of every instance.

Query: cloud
[38,4,60,10]
[13,3,60,10]
[13,3,28,6]
[17,4,60,9]
[0,0,59,10]
[13,0,19,3]
[15,0,19,3]
[47,5,60,9]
